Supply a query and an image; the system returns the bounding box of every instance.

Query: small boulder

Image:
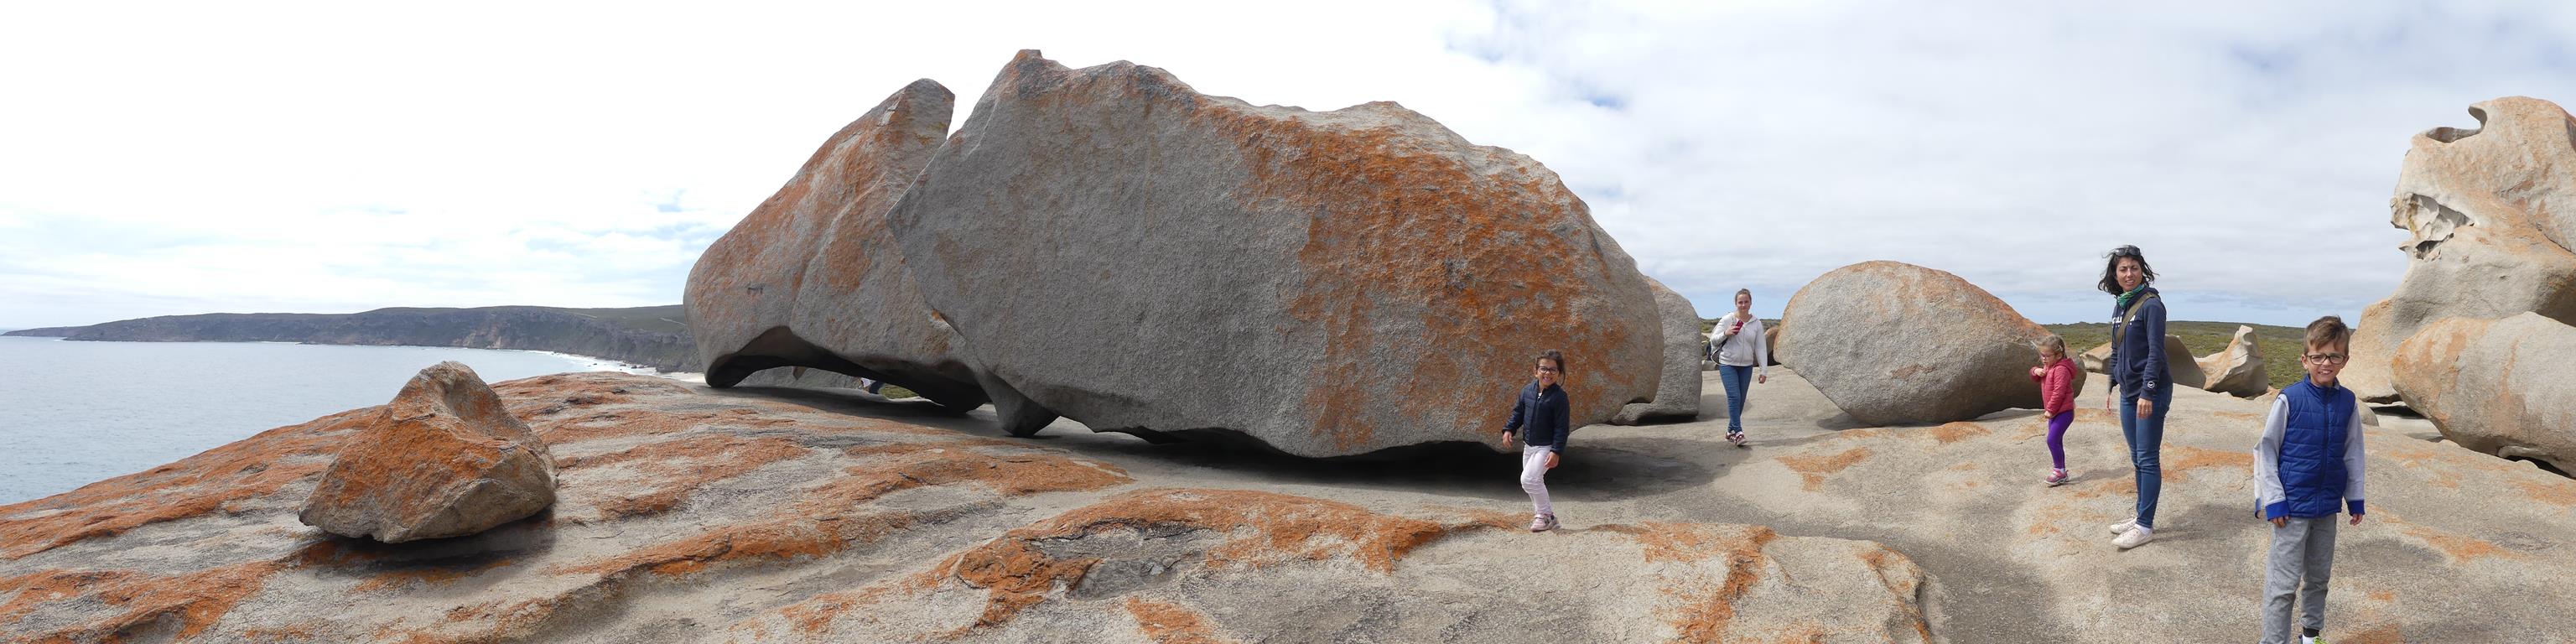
[1775,261,2055,425]
[1763,323,1783,366]
[1613,278,1704,424]
[300,361,558,543]
[2196,325,2267,397]
[2391,313,2576,473]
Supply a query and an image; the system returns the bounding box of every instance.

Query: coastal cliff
[3,305,697,371]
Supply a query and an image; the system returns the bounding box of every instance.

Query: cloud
[1,1,2570,329]
[1439,0,2576,325]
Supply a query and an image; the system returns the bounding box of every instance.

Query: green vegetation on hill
[2043,320,2310,390]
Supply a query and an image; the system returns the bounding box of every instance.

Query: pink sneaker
[1530,513,1558,532]
[2044,469,2070,486]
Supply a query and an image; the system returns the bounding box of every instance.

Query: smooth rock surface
[2343,299,2406,403]
[886,50,1661,455]
[683,80,990,410]
[2391,313,2576,473]
[2196,325,2267,397]
[0,371,1937,643]
[8,368,2571,641]
[298,361,556,543]
[1613,278,1704,424]
[1774,261,2055,425]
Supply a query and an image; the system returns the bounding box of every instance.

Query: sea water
[0,336,654,504]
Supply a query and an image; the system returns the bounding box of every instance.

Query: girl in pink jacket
[2029,335,2079,486]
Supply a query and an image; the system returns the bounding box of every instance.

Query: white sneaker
[2107,517,2136,535]
[2113,526,2154,549]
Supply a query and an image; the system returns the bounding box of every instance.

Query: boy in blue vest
[2251,315,2366,644]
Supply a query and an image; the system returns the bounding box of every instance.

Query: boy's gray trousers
[2261,516,2339,644]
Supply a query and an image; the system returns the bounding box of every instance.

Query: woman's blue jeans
[2118,384,2174,529]
[1719,365,1753,434]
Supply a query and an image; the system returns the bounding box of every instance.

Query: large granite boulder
[1612,278,1704,424]
[2391,313,2576,472]
[2350,97,2576,403]
[1774,261,2056,425]
[299,362,555,543]
[2196,325,2267,397]
[682,80,989,410]
[2079,335,2204,392]
[885,50,1662,455]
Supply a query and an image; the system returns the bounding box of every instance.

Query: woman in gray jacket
[1711,288,1769,446]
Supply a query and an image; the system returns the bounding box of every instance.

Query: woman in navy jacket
[2101,245,2169,549]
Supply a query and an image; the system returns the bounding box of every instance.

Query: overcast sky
[4,1,2570,330]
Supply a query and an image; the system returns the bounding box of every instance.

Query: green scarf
[2115,283,2149,313]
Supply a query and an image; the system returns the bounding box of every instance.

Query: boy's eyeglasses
[2303,353,2348,364]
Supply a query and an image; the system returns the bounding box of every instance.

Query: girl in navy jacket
[1499,350,1571,532]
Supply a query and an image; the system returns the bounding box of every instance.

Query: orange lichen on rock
[1856,545,1938,641]
[2398,522,2507,564]
[838,442,1131,497]
[1623,522,1774,565]
[554,444,1128,579]
[379,595,566,644]
[1191,91,1652,454]
[2163,445,2254,480]
[1042,489,1459,574]
[2516,478,2576,506]
[1,560,282,642]
[1123,597,1239,644]
[0,569,140,621]
[556,434,810,519]
[1924,422,1991,444]
[2211,410,2264,423]
[556,508,922,580]
[877,488,1483,634]
[237,623,325,641]
[532,407,798,445]
[1664,525,1780,641]
[490,372,692,417]
[2342,624,2403,644]
[0,408,367,558]
[1778,447,1874,491]
[775,585,903,635]
[938,537,1101,631]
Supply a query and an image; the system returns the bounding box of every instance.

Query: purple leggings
[2046,411,2073,470]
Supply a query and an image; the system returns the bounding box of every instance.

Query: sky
[4,1,2572,330]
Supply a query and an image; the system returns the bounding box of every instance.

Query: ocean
[0,336,658,504]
